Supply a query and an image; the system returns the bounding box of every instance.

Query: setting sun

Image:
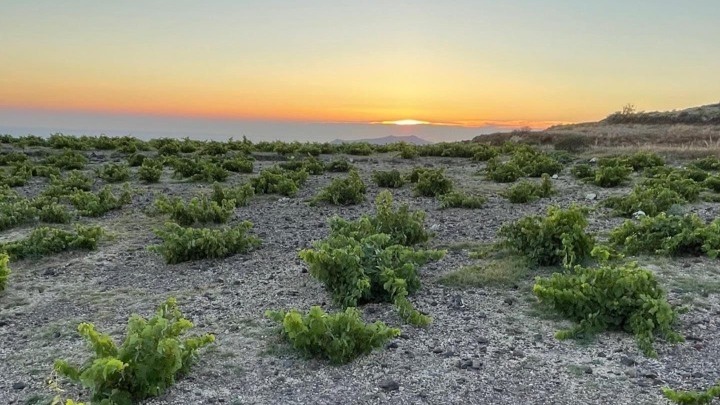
[382,119,430,126]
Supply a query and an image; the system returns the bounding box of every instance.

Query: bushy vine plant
[97,163,130,183]
[150,222,260,264]
[501,174,554,203]
[300,191,443,325]
[533,260,683,357]
[325,158,353,172]
[54,298,215,405]
[69,185,132,217]
[438,191,486,209]
[662,383,720,405]
[251,166,308,197]
[154,195,234,226]
[0,253,9,292]
[0,225,103,259]
[372,170,406,188]
[485,158,523,183]
[44,150,88,170]
[415,169,453,197]
[609,213,720,258]
[210,182,254,207]
[265,306,399,364]
[138,158,164,183]
[498,205,594,267]
[314,170,366,205]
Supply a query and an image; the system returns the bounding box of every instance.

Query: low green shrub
[609,213,720,258]
[662,384,720,405]
[485,158,523,183]
[372,170,406,188]
[126,153,147,167]
[518,152,563,177]
[314,171,366,205]
[266,306,399,364]
[415,169,453,197]
[501,174,555,203]
[703,176,720,192]
[609,213,705,256]
[38,203,73,224]
[592,164,632,187]
[407,167,428,183]
[54,298,215,404]
[280,157,324,175]
[642,174,702,202]
[471,145,499,161]
[499,205,594,267]
[571,164,595,181]
[0,253,9,292]
[69,185,132,217]
[44,150,88,170]
[623,151,665,171]
[138,159,164,183]
[0,225,103,259]
[97,163,130,183]
[533,260,683,357]
[210,182,254,207]
[46,171,94,196]
[221,155,254,173]
[330,191,431,246]
[300,233,442,326]
[604,185,686,217]
[154,195,234,226]
[438,191,486,209]
[251,166,308,197]
[169,157,229,182]
[399,144,419,159]
[0,199,37,231]
[553,135,591,152]
[0,151,29,166]
[325,158,353,172]
[690,156,720,172]
[150,222,260,264]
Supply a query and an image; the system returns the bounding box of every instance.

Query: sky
[1,1,719,142]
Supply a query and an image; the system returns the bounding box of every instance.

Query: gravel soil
[1,149,719,405]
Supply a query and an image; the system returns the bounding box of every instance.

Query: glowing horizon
[1,1,719,131]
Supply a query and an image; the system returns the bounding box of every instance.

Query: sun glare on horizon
[382,119,430,126]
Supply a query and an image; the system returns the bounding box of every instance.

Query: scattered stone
[504,297,516,306]
[432,347,443,354]
[379,379,400,392]
[12,382,26,390]
[551,174,559,179]
[477,337,490,345]
[589,157,597,163]
[449,294,465,309]
[584,367,593,375]
[620,356,637,367]
[632,210,646,219]
[585,193,597,201]
[386,341,399,349]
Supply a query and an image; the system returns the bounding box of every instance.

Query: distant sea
[0,108,508,144]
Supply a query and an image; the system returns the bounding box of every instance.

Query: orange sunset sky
[1,1,719,140]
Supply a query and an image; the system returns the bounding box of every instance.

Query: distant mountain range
[331,135,432,145]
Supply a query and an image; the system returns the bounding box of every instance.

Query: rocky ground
[1,150,720,405]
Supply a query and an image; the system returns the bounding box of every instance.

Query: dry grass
[474,124,720,159]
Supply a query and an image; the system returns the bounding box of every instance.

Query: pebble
[379,379,400,391]
[12,382,26,390]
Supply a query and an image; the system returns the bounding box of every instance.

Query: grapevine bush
[155,195,234,226]
[609,213,720,258]
[415,169,453,197]
[54,298,214,405]
[373,170,406,188]
[69,185,132,217]
[485,158,522,183]
[438,191,486,209]
[0,225,103,259]
[266,306,399,364]
[300,192,443,325]
[251,166,308,197]
[662,384,720,405]
[325,158,353,172]
[44,150,88,170]
[499,205,594,267]
[533,261,683,357]
[150,222,260,264]
[314,171,366,205]
[138,159,164,183]
[97,163,130,183]
[210,182,254,207]
[501,174,554,203]
[0,253,9,292]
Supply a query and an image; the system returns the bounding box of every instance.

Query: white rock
[632,210,646,219]
[589,157,597,163]
[585,193,597,201]
[551,174,559,179]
